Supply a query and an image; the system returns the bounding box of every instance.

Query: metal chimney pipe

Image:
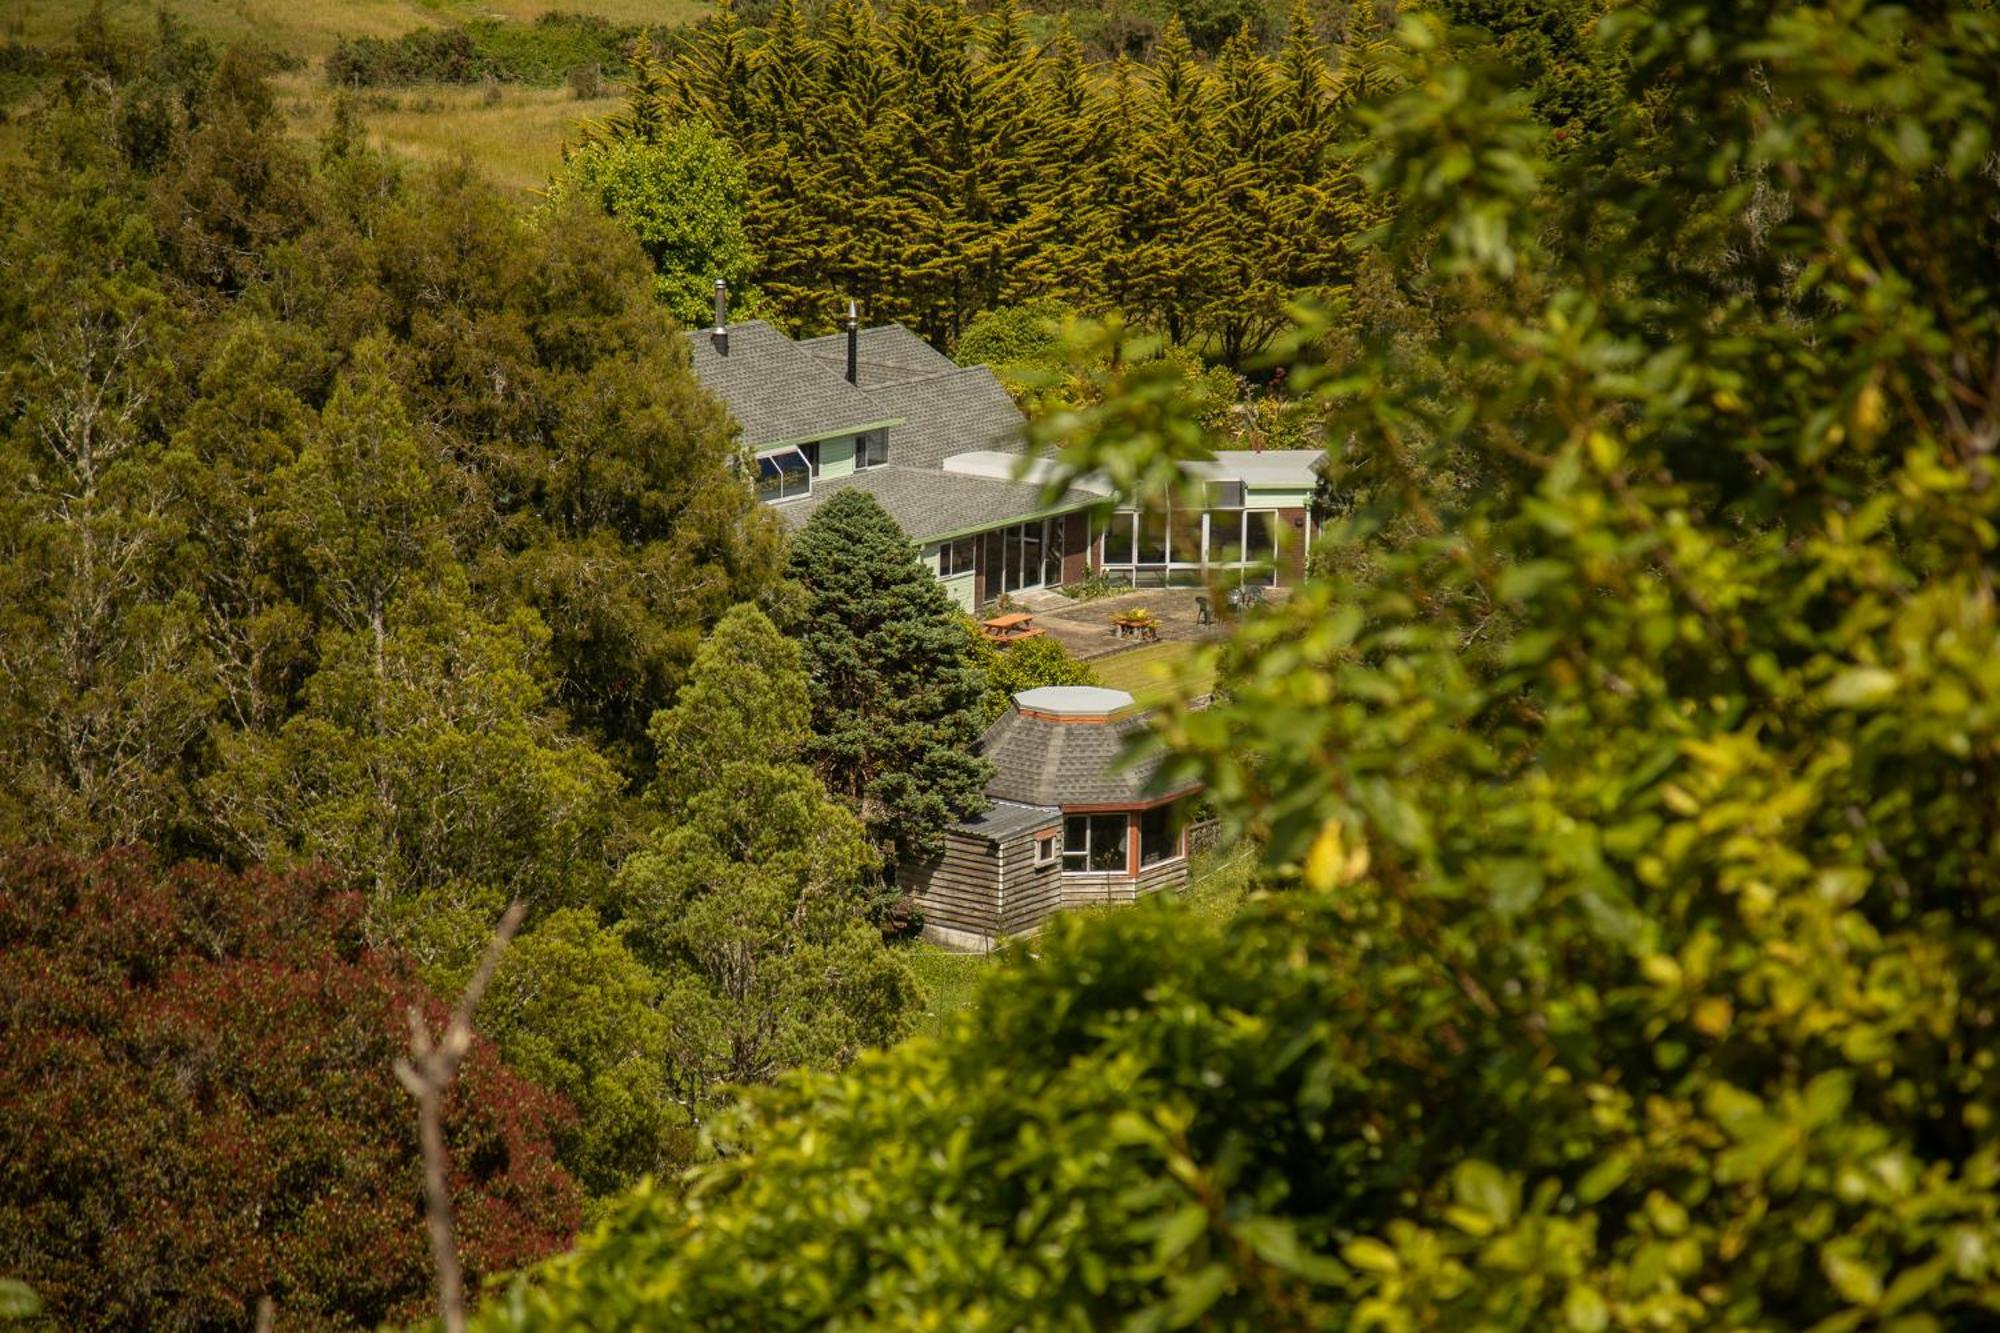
[711,279,728,355]
[844,300,859,384]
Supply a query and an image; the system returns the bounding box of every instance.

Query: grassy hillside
[0,0,704,193]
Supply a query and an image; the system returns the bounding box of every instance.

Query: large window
[1096,503,1280,585]
[939,535,977,577]
[983,517,1063,596]
[1102,512,1135,565]
[756,447,813,503]
[1139,805,1181,867]
[854,430,889,470]
[1063,813,1129,874]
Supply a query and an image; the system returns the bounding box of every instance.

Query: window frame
[1033,832,1058,866]
[1139,805,1182,868]
[939,535,977,578]
[755,446,814,503]
[853,430,889,470]
[1063,812,1131,875]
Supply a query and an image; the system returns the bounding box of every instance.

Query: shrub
[0,848,580,1329]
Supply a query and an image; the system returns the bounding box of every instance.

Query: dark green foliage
[0,21,807,1266]
[617,604,916,1114]
[784,491,994,865]
[606,0,1374,359]
[483,1,2000,1328]
[326,27,481,87]
[325,14,647,90]
[0,848,580,1331]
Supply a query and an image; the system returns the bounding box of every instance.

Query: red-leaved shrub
[0,847,581,1329]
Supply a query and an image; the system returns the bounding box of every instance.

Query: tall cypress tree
[783,491,992,869]
[1125,18,1233,346]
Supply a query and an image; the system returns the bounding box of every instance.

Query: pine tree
[616,604,914,1111]
[783,491,993,866]
[1124,18,1234,346]
[679,0,755,129]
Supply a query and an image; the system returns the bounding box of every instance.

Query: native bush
[483,2,2000,1328]
[0,848,580,1330]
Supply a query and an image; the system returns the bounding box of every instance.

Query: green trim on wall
[752,418,904,453]
[916,498,1097,545]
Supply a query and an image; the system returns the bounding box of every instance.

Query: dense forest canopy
[3,0,1999,1328]
[0,14,921,1326]
[626,0,1375,353]
[486,0,2000,1328]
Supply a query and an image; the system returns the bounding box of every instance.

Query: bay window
[1063,813,1130,873]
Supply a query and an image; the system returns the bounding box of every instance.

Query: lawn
[898,942,995,1040]
[1090,638,1218,708]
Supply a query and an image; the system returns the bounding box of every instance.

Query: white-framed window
[756,446,813,503]
[939,535,977,577]
[1095,503,1279,586]
[1034,832,1058,866]
[1063,813,1130,874]
[854,430,889,470]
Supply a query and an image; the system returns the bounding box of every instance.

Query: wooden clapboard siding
[902,831,1002,935]
[1135,856,1187,897]
[998,828,1063,935]
[1060,856,1188,909]
[1060,870,1137,909]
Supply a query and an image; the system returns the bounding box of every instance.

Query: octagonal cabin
[901,686,1203,951]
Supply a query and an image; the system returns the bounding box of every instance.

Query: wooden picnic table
[981,612,1045,643]
[1109,611,1160,643]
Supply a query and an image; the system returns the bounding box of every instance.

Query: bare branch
[397,899,528,1333]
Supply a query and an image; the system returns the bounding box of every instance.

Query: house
[686,283,1326,608]
[897,685,1203,951]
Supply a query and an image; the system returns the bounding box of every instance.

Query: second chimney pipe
[844,300,858,384]
[711,279,729,355]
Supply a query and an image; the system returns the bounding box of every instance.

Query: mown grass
[1091,638,1218,708]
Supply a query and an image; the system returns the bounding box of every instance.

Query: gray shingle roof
[864,366,1026,470]
[953,798,1062,843]
[687,319,1078,543]
[766,465,1098,544]
[798,324,959,388]
[685,321,897,448]
[980,708,1202,808]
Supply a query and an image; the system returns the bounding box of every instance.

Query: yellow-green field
[275,71,617,194]
[2,0,701,55]
[2,0,705,193]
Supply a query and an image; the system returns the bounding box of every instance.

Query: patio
[1012,586,1271,662]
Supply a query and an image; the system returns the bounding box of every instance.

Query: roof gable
[685,321,895,448]
[798,324,959,387]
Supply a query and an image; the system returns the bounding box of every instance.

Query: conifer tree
[1123,18,1234,346]
[671,0,755,130]
[615,604,914,1113]
[783,491,992,866]
[593,29,675,144]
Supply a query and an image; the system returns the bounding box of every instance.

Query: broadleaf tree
[613,604,916,1122]
[480,2,2000,1328]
